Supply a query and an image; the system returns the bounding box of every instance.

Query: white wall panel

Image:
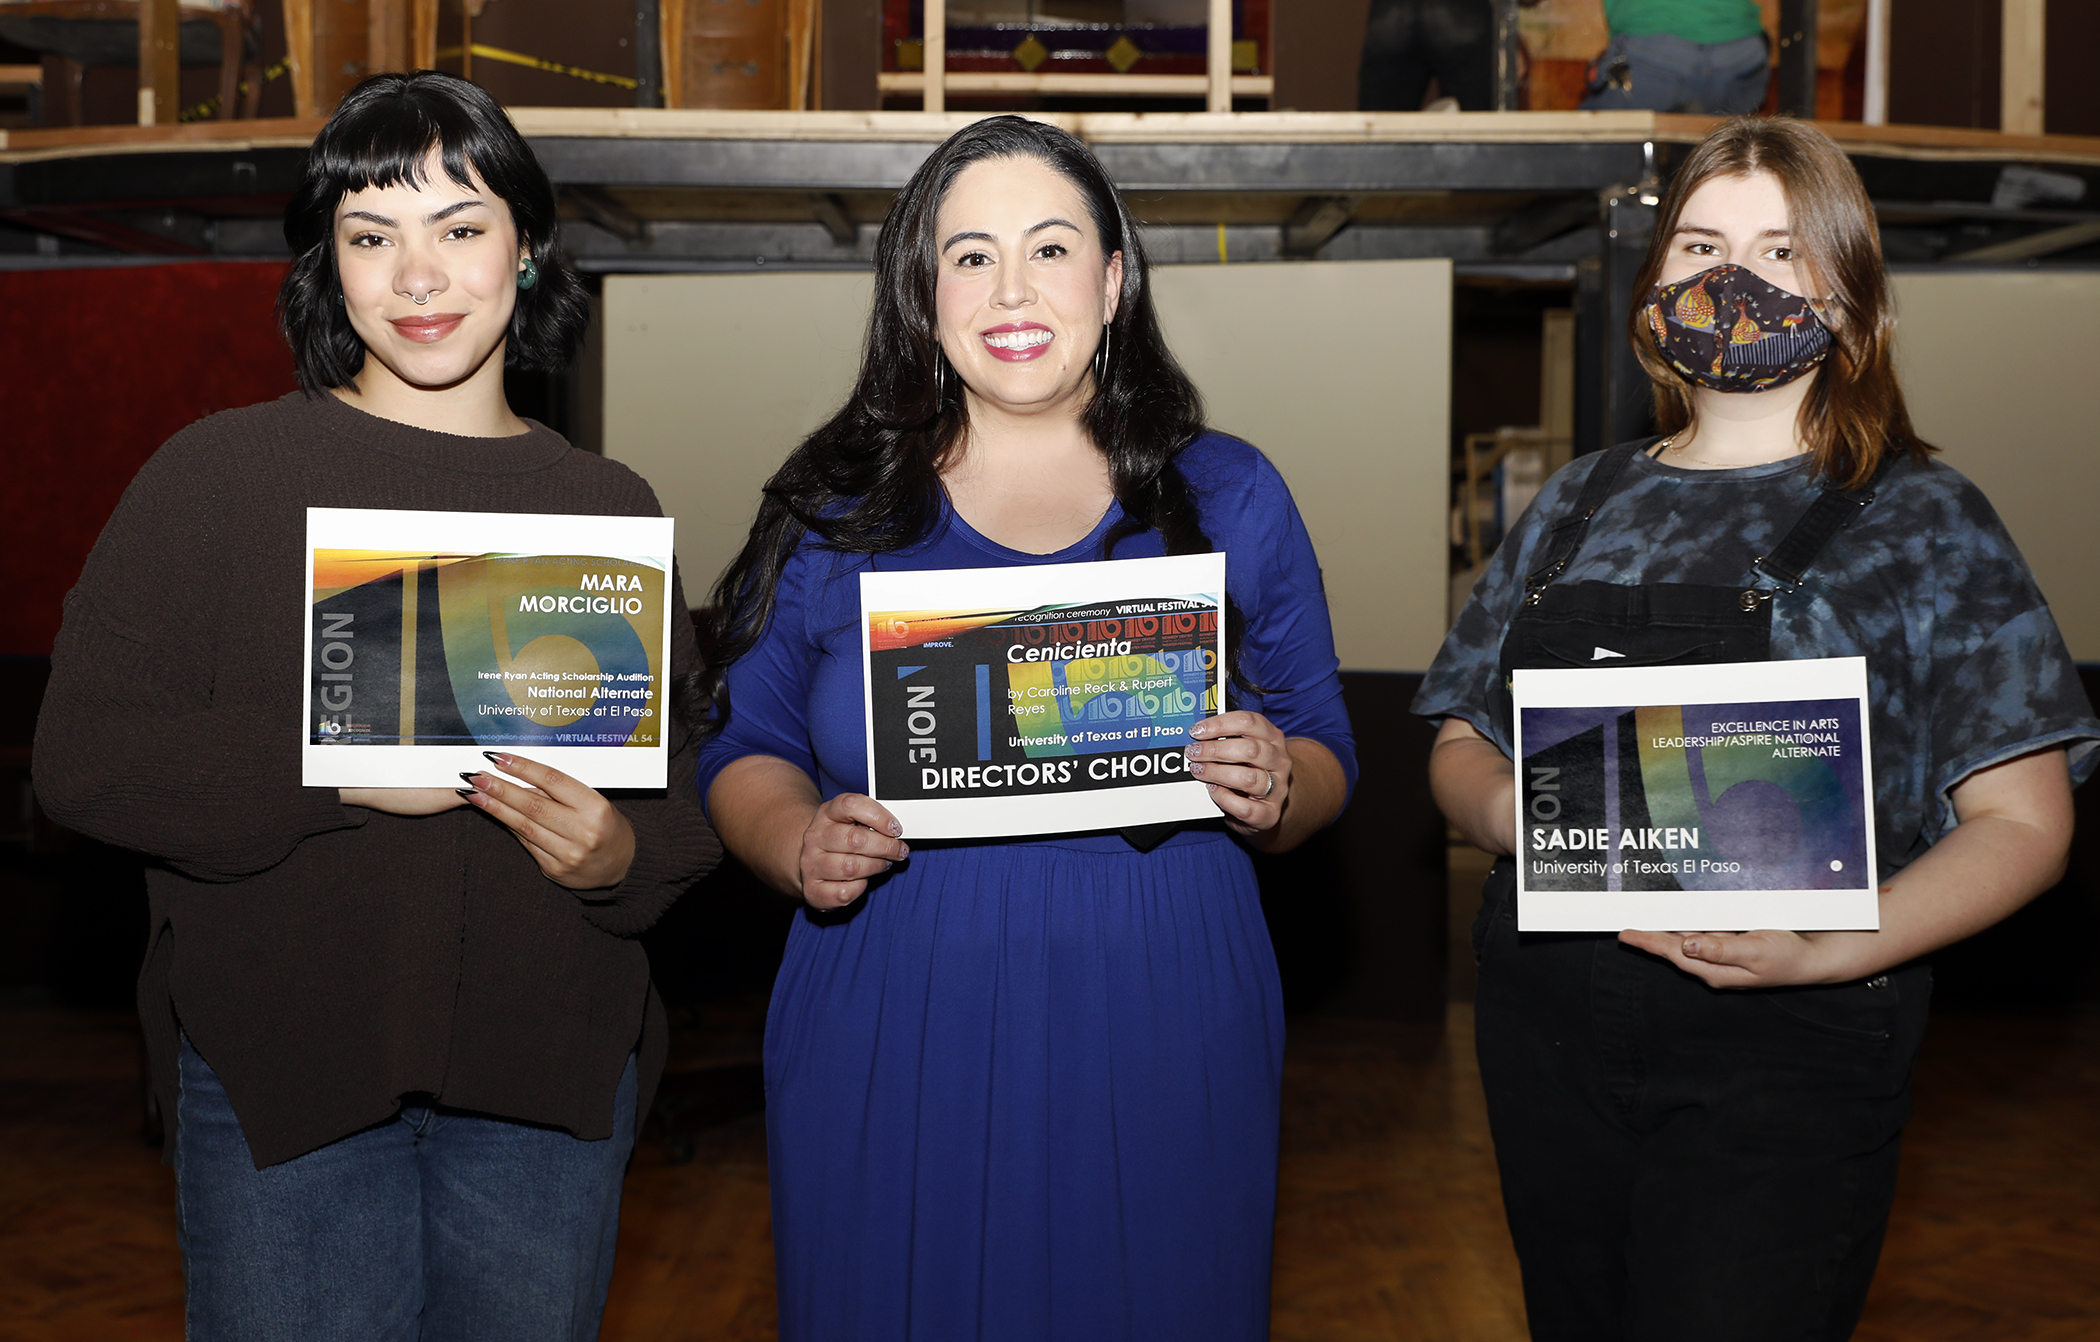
[603,271,874,607]
[1892,271,2100,661]
[604,259,1453,672]
[1150,259,1451,672]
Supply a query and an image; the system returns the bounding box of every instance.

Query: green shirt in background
[1604,0,1765,46]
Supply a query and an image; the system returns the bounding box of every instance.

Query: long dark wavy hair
[1630,116,1932,488]
[279,71,590,392]
[701,116,1228,728]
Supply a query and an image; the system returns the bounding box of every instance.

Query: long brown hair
[1629,117,1932,488]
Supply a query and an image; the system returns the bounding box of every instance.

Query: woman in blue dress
[695,116,1356,1340]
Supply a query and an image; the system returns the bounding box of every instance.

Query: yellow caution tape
[176,43,636,124]
[176,55,290,124]
[445,44,640,91]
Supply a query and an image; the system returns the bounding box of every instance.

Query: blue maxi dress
[697,433,1358,1342]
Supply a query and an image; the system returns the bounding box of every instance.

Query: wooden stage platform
[7,108,2100,450]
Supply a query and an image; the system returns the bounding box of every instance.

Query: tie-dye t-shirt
[1412,444,2099,875]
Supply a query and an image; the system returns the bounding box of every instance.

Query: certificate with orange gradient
[301,508,676,789]
[860,552,1226,839]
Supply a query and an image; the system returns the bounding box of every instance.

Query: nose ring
[413,292,431,305]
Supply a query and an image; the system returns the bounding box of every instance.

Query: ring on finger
[1259,769,1276,800]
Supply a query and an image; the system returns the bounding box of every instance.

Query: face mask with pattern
[1644,263,1832,393]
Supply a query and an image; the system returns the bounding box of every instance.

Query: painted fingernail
[459,772,482,787]
[888,821,902,836]
[1683,938,1700,957]
[1185,744,1201,759]
[455,788,475,798]
[897,844,910,857]
[482,751,509,767]
[1190,762,1206,776]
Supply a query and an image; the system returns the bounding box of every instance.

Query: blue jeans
[175,1036,636,1342]
[1580,31,1770,115]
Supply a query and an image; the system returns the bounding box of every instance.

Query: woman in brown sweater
[32,72,717,1340]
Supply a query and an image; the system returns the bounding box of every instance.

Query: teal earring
[333,288,344,306]
[517,257,538,291]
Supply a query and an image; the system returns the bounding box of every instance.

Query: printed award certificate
[302,507,676,789]
[1511,656,1878,932]
[860,552,1226,839]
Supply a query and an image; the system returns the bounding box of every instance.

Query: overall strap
[1522,440,1649,599]
[1751,460,1891,591]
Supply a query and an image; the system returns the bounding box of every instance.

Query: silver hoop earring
[933,352,947,405]
[1092,322,1112,386]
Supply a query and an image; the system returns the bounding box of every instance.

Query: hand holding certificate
[455,749,638,890]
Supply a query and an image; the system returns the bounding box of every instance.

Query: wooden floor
[4,1001,2098,1340]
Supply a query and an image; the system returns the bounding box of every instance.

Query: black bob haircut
[278,71,588,392]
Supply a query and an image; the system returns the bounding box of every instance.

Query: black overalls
[1471,441,1933,1342]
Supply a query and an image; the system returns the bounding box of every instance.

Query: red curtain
[1,261,296,657]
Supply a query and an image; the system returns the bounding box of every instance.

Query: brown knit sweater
[33,390,721,1168]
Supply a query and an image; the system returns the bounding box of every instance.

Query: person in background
[698,115,1354,1342]
[1416,117,2096,1340]
[1359,0,1496,111]
[1580,0,1770,114]
[33,71,717,1340]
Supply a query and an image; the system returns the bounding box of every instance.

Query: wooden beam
[563,185,650,244]
[786,0,817,113]
[1282,194,1354,255]
[209,7,237,120]
[2002,0,2045,137]
[283,0,318,119]
[368,0,408,76]
[1652,111,2100,164]
[809,191,855,244]
[21,108,2100,169]
[802,0,818,111]
[878,73,1275,98]
[136,0,180,126]
[508,106,1661,145]
[1207,0,1231,114]
[924,0,944,115]
[1490,192,1599,255]
[660,0,685,110]
[413,0,439,71]
[1945,218,2100,264]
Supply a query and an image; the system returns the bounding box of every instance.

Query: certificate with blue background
[1512,657,1878,931]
